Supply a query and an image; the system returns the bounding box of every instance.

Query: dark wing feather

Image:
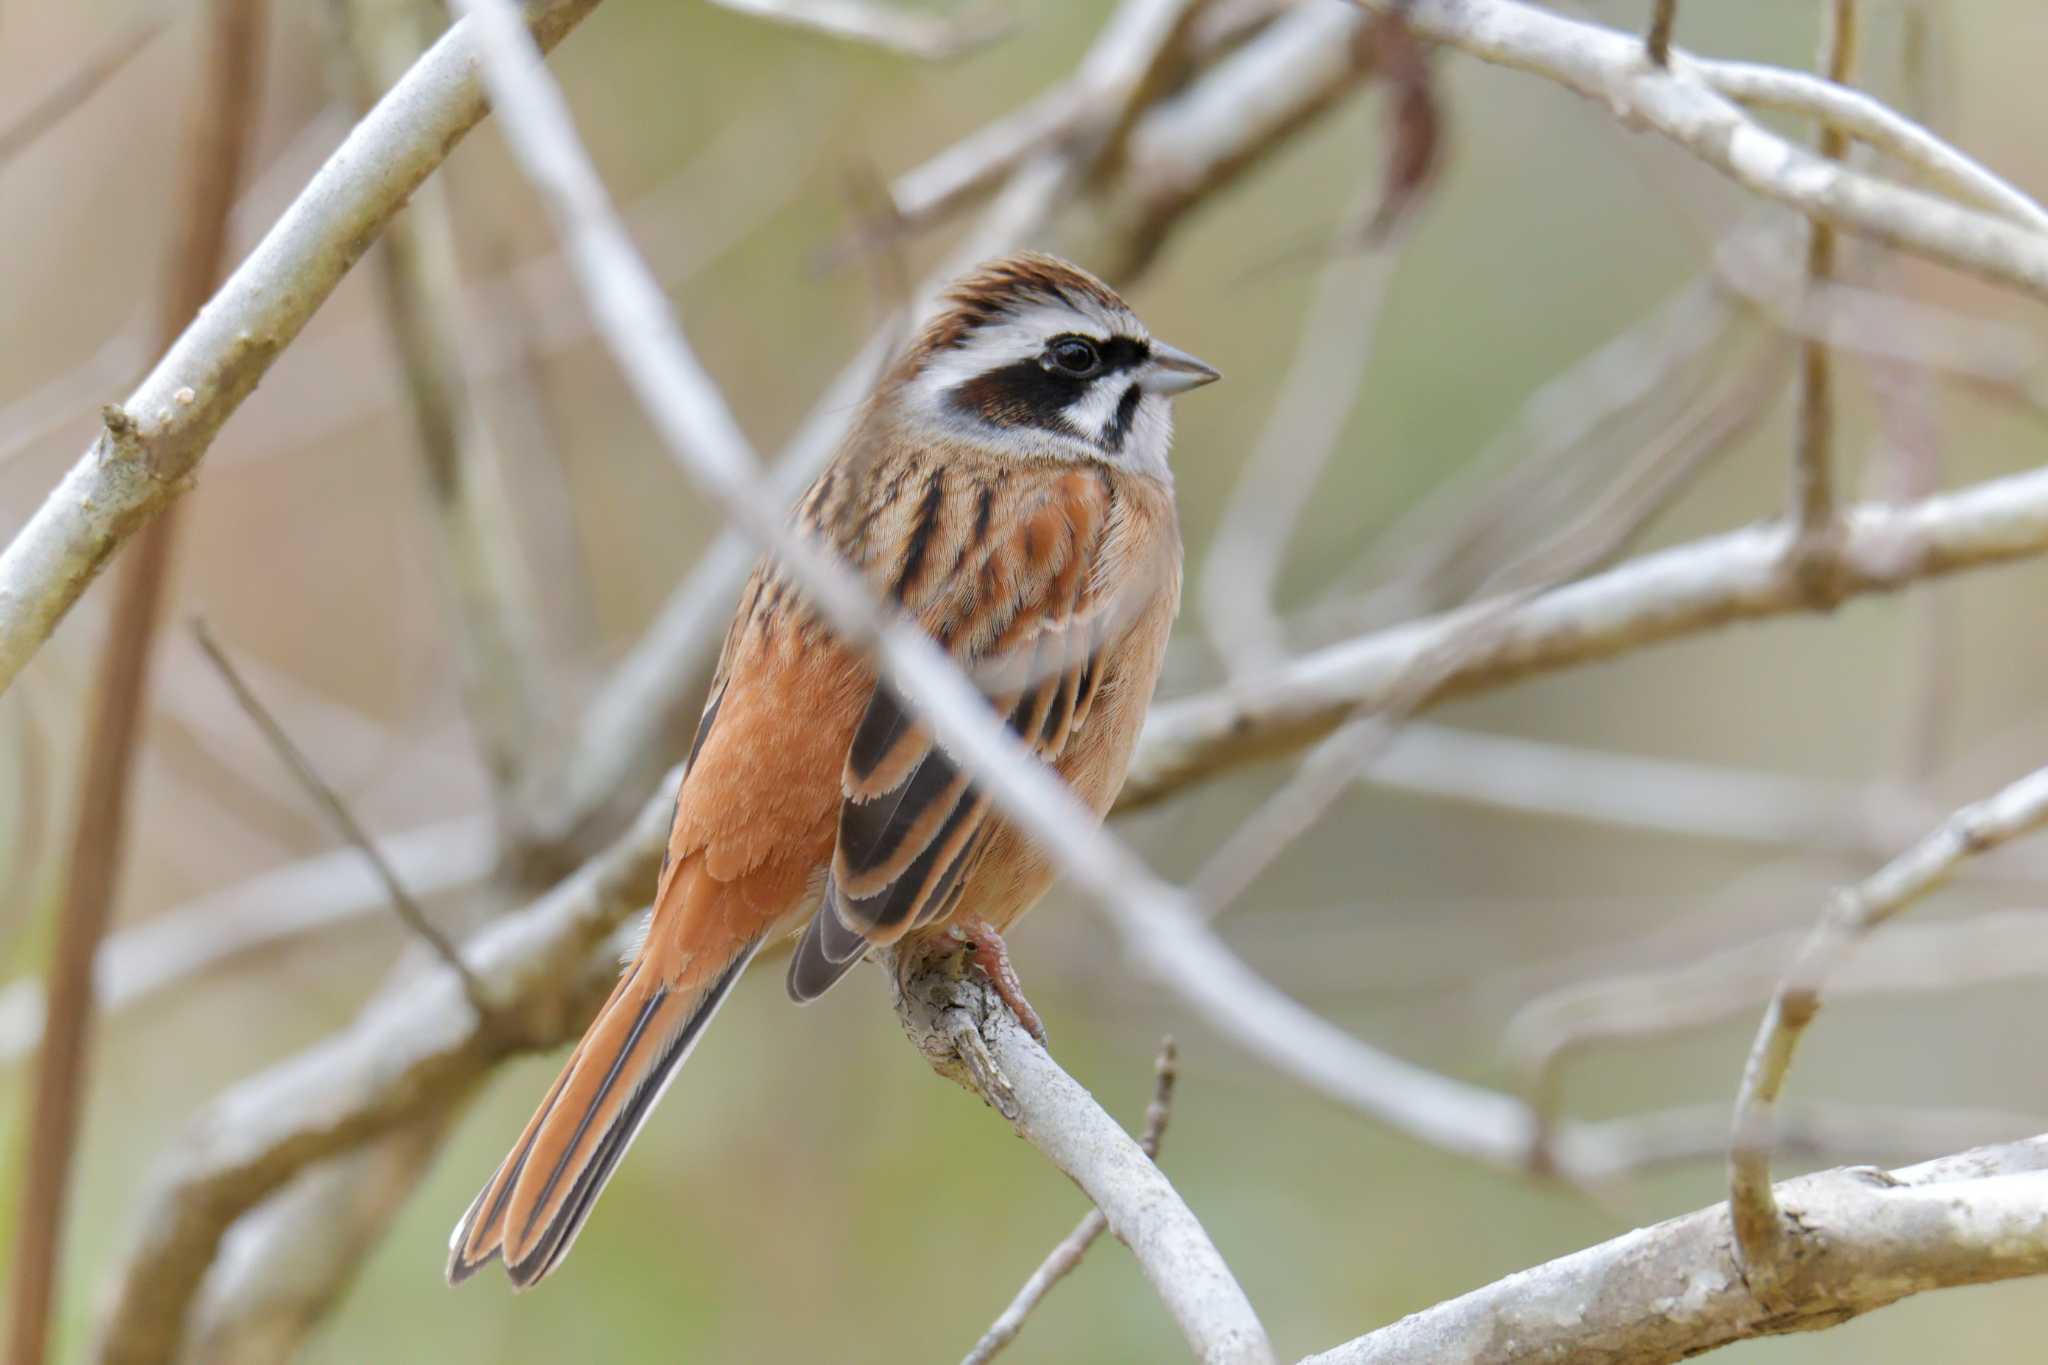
[785,470,1113,1003]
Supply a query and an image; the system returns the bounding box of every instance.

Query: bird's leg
[953,917,1045,1042]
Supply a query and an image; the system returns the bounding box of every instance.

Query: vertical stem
[1790,0,1857,594]
[3,4,266,1361]
[331,0,548,828]
[1645,0,1677,67]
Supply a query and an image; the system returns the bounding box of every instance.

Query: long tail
[446,932,759,1289]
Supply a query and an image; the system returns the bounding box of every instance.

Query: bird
[446,252,1218,1289]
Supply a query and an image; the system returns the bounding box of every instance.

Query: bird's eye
[1044,336,1102,378]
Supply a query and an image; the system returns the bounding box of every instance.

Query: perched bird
[446,253,1217,1289]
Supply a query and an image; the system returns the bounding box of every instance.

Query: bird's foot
[954,918,1046,1043]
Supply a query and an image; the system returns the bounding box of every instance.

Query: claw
[956,918,1045,1042]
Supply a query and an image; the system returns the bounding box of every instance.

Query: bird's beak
[1141,340,1221,396]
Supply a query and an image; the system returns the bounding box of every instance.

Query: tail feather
[447,939,759,1289]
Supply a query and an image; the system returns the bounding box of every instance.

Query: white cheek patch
[1062,379,1132,446]
[1118,397,1176,482]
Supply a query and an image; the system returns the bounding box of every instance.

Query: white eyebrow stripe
[909,304,1124,398]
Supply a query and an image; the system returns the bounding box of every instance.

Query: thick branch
[891,956,1270,1365]
[963,1039,1178,1365]
[1367,0,2048,302]
[1729,762,2048,1281]
[91,774,674,1364]
[1302,1137,2048,1364]
[1125,465,2048,811]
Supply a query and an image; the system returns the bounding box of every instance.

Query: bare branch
[187,1117,453,1365]
[882,86,1073,236]
[93,772,675,1363]
[1368,0,2048,301]
[1730,762,2048,1285]
[1304,1136,2048,1364]
[1100,0,1374,279]
[1125,462,2048,813]
[1699,59,2048,235]
[893,958,1268,1365]
[964,1039,1179,1365]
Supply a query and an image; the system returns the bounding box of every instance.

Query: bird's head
[891,252,1219,478]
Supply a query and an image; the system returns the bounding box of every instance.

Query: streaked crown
[893,253,1218,478]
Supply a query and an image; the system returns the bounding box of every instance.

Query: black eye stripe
[946,333,1152,449]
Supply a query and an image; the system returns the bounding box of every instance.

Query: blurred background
[3,0,2048,1360]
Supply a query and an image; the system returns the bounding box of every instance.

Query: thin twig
[1644,0,1676,67]
[188,1115,455,1361]
[4,4,266,1361]
[1729,762,2048,1288]
[0,10,171,170]
[963,1039,1180,1365]
[0,690,51,968]
[330,0,548,823]
[189,619,495,1023]
[94,770,679,1362]
[1363,0,2048,299]
[1788,0,1858,599]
